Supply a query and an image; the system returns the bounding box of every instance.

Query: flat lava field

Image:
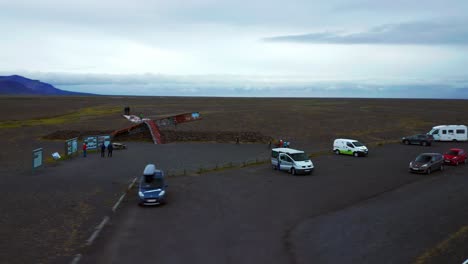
[0,96,467,264]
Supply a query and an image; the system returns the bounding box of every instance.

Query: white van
[428,125,468,141]
[271,148,314,175]
[333,139,368,157]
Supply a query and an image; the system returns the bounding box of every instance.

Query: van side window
[272,151,278,158]
[442,130,447,134]
[346,142,353,148]
[432,129,439,135]
[448,130,454,134]
[456,129,465,134]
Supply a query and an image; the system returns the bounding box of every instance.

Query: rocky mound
[160,130,272,143]
[43,129,272,144]
[42,130,114,140]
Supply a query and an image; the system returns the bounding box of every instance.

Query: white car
[112,142,127,150]
[333,139,368,157]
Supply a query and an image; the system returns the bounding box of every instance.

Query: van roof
[143,164,156,176]
[433,125,467,128]
[272,148,304,154]
[334,138,359,142]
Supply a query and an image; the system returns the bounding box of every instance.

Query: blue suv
[138,164,168,206]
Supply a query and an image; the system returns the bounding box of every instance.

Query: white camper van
[428,125,468,141]
[271,148,314,175]
[333,139,368,157]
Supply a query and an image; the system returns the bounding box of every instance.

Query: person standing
[82,142,87,158]
[100,143,106,157]
[107,142,113,157]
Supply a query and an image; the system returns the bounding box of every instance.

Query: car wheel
[335,149,340,155]
[404,140,409,145]
[353,152,359,157]
[426,168,431,175]
[291,168,296,175]
[421,141,427,146]
[452,139,457,142]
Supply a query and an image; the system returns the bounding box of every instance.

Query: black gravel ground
[0,142,270,264]
[79,142,468,264]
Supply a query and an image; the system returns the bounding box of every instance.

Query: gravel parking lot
[79,142,468,264]
[0,142,269,264]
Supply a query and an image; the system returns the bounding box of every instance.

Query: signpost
[32,148,43,173]
[83,135,98,150]
[65,137,78,157]
[97,135,111,148]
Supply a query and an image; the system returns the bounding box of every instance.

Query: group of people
[82,142,114,158]
[101,142,114,157]
[124,106,131,115]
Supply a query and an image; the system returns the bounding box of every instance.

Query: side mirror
[165,184,169,188]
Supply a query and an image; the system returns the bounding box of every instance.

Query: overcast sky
[1,0,467,97]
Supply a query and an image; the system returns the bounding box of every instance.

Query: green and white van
[333,139,368,157]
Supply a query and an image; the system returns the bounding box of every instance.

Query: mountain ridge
[0,75,94,95]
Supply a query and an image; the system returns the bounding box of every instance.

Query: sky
[1,0,468,98]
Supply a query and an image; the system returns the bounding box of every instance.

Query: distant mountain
[0,75,94,95]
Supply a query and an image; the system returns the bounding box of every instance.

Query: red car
[443,148,467,165]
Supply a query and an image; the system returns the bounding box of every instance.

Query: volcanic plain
[0,96,467,264]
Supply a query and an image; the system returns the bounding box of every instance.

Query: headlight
[138,191,144,198]
[159,190,166,197]
[409,162,413,166]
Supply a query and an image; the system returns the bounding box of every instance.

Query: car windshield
[140,176,164,189]
[352,141,364,147]
[447,150,458,155]
[415,155,431,163]
[290,153,309,161]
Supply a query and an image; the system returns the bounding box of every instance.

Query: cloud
[4,72,467,98]
[264,20,468,45]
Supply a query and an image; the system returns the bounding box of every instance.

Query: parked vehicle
[443,148,467,166]
[112,142,127,150]
[428,125,468,141]
[271,148,314,175]
[138,164,168,205]
[333,139,368,157]
[409,153,444,174]
[401,134,434,146]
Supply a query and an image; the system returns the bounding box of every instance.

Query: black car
[401,134,434,146]
[409,153,444,174]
